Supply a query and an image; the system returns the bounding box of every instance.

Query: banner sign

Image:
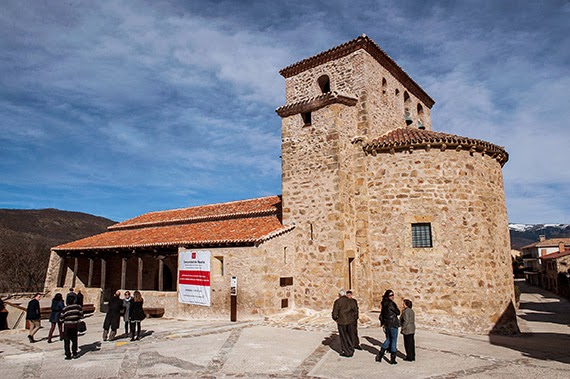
[178,249,211,306]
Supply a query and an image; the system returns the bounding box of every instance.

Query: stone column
[88,258,94,288]
[137,256,143,290]
[72,257,79,288]
[101,258,107,291]
[158,256,165,291]
[121,257,127,290]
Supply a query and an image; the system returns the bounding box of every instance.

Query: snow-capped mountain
[509,223,570,250]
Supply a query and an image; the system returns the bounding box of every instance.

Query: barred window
[412,223,432,248]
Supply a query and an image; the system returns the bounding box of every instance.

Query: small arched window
[395,88,400,96]
[404,91,411,104]
[318,75,331,93]
[382,78,387,94]
[417,103,424,116]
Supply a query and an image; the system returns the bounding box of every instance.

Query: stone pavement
[1,280,569,378]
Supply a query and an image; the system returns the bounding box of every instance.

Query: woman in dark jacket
[129,290,145,341]
[376,289,400,364]
[103,290,123,341]
[47,293,64,343]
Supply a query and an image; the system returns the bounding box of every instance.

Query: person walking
[26,293,42,343]
[76,290,84,307]
[65,288,77,306]
[332,289,358,357]
[0,298,9,331]
[103,290,123,341]
[47,293,64,343]
[60,296,83,360]
[346,290,361,349]
[129,290,145,341]
[376,289,400,364]
[400,299,416,361]
[122,290,133,336]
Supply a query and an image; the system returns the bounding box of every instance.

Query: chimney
[559,242,565,253]
[539,235,546,242]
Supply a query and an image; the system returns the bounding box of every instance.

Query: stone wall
[361,148,516,333]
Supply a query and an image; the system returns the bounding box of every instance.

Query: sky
[1,0,569,223]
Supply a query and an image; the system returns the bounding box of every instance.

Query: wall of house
[361,147,517,334]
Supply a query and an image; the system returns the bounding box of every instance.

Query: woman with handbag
[47,293,64,343]
[376,289,401,365]
[129,290,145,341]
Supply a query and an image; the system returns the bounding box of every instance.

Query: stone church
[45,35,518,334]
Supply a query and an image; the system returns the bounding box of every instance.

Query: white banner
[178,249,211,306]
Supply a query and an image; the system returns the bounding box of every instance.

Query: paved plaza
[1,280,569,378]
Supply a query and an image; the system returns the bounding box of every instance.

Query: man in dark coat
[332,289,358,357]
[26,293,42,343]
[76,290,84,307]
[346,290,361,349]
[103,290,123,341]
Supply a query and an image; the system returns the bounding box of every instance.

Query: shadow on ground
[489,332,570,364]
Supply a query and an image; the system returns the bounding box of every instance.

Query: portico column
[56,255,66,288]
[72,257,78,288]
[88,258,94,288]
[137,256,143,290]
[121,257,127,289]
[101,258,107,292]
[158,256,165,291]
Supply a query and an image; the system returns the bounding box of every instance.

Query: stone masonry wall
[362,147,515,334]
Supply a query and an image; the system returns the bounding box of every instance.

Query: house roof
[521,238,570,250]
[279,35,435,109]
[539,250,570,260]
[354,127,509,166]
[53,195,293,252]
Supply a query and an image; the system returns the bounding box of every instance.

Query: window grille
[412,223,432,248]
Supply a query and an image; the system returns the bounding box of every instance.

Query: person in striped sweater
[60,297,83,360]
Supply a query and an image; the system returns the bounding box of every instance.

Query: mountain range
[509,223,570,250]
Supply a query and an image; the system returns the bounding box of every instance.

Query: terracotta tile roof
[354,127,509,166]
[276,91,357,118]
[109,195,282,230]
[53,196,293,251]
[521,238,570,250]
[279,34,435,108]
[539,250,570,260]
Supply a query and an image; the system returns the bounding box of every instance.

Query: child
[400,299,416,361]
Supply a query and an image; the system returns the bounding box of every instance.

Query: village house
[44,35,518,334]
[522,236,570,287]
[538,241,570,294]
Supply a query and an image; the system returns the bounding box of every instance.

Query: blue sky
[1,0,569,223]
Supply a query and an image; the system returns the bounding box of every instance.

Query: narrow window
[382,77,387,94]
[280,277,293,287]
[348,257,355,290]
[404,91,411,104]
[412,223,433,248]
[318,75,331,93]
[404,109,413,126]
[395,88,400,96]
[213,256,224,276]
[301,112,312,126]
[309,222,313,240]
[283,246,287,264]
[281,299,289,308]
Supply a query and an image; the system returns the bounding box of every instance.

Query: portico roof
[53,195,293,252]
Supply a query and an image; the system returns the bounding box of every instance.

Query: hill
[509,224,570,250]
[0,209,115,293]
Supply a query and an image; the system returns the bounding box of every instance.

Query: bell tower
[275,35,435,310]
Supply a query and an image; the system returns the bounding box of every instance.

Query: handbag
[77,321,87,333]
